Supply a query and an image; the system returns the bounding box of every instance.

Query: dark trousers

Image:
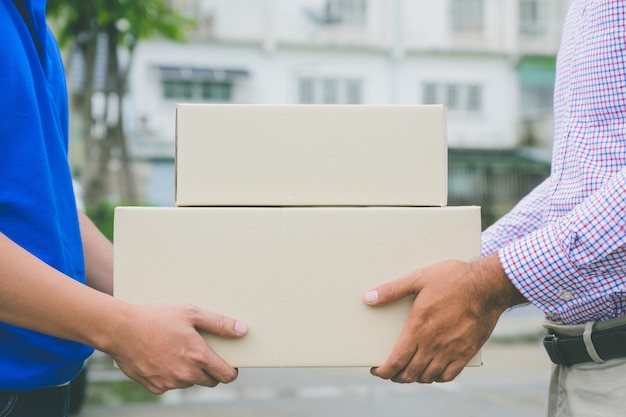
[0,385,70,417]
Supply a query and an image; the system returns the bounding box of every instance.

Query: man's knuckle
[181,304,200,321]
[437,373,454,383]
[383,282,399,299]
[172,368,194,383]
[417,373,436,384]
[392,373,414,384]
[389,357,407,372]
[148,384,167,395]
[222,368,238,383]
[215,314,227,332]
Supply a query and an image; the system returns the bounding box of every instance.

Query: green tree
[47,0,193,208]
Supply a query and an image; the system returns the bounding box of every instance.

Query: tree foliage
[46,0,193,208]
[48,0,192,48]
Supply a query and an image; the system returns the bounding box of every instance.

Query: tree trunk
[81,25,138,207]
[81,30,110,208]
[113,32,138,203]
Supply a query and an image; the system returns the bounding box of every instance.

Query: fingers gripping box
[114,206,482,368]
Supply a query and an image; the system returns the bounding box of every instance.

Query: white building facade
[126,0,570,206]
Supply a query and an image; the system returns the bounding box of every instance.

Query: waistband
[543,316,626,366]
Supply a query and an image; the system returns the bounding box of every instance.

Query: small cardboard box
[175,104,447,207]
[114,206,482,367]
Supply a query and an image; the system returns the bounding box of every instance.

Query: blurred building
[126,0,566,225]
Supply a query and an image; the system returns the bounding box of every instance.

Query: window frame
[327,0,368,27]
[161,80,233,102]
[519,0,548,38]
[422,82,484,114]
[298,76,363,105]
[449,0,484,34]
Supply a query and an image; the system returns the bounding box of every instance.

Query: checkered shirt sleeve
[482,0,626,324]
[499,169,626,324]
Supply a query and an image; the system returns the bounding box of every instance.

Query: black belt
[543,324,626,366]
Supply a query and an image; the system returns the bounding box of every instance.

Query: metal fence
[448,149,551,229]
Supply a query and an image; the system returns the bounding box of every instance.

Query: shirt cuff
[498,221,580,323]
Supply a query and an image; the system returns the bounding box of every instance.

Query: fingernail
[364,290,379,305]
[234,321,248,335]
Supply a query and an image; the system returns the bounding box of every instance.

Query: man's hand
[364,254,526,384]
[0,232,248,394]
[104,303,248,394]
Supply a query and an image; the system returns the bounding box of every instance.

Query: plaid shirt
[481,0,626,325]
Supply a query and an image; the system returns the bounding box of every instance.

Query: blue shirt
[0,0,94,390]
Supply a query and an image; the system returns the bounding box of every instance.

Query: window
[518,58,556,114]
[519,0,548,37]
[298,77,363,104]
[467,85,483,112]
[446,85,460,110]
[450,0,484,33]
[327,0,367,26]
[521,86,553,113]
[299,78,315,104]
[201,82,231,101]
[323,79,339,104]
[163,81,193,100]
[158,66,246,102]
[162,80,232,102]
[423,83,437,105]
[345,79,362,104]
[422,82,483,113]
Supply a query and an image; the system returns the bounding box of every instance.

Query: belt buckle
[543,332,571,366]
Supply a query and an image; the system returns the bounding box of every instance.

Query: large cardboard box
[175,104,447,207]
[114,206,481,367]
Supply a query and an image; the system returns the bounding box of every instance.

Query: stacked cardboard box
[114,104,482,367]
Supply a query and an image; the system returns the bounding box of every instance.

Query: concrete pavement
[80,341,551,417]
[81,324,550,417]
[79,306,552,417]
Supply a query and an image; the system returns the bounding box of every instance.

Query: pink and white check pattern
[481,0,626,325]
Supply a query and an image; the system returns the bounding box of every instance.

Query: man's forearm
[0,232,125,351]
[78,210,114,295]
[0,231,248,393]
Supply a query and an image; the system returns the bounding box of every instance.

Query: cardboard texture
[175,104,448,207]
[114,206,482,368]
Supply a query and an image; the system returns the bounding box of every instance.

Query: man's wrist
[82,296,133,355]
[472,253,527,312]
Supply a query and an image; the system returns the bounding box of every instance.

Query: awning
[157,66,249,82]
[518,57,556,87]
